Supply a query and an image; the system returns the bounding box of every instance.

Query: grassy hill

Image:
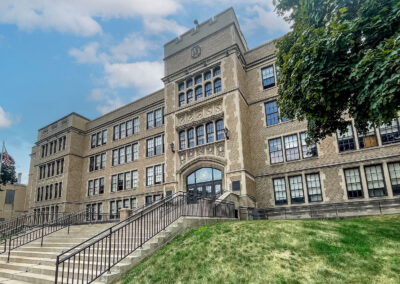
[122,214,400,283]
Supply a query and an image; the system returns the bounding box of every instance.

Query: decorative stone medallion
[191,45,201,59]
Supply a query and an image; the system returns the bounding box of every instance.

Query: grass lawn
[122,214,400,284]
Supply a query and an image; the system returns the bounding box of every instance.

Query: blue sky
[0,0,290,184]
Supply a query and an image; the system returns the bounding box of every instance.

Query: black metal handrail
[55,192,235,283]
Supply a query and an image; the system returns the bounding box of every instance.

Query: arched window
[195,86,203,100]
[186,168,222,200]
[205,82,212,96]
[187,90,193,104]
[178,82,185,91]
[179,93,185,107]
[204,71,211,80]
[186,78,193,88]
[213,67,221,76]
[214,78,221,93]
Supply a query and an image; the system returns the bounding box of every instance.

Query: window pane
[147,167,154,186]
[306,173,322,202]
[265,101,279,126]
[147,139,154,157]
[205,82,212,96]
[365,165,387,197]
[125,172,131,189]
[179,131,186,150]
[214,79,222,93]
[195,86,203,100]
[187,90,193,104]
[196,168,213,183]
[155,165,163,183]
[119,147,125,164]
[126,120,133,137]
[126,146,132,163]
[186,79,193,88]
[155,136,163,155]
[179,93,185,106]
[147,112,154,129]
[188,128,195,148]
[388,162,400,195]
[120,123,126,139]
[178,82,185,91]
[133,118,139,134]
[284,134,300,161]
[195,75,202,84]
[357,126,377,149]
[197,125,204,145]
[133,143,138,160]
[132,170,138,188]
[300,132,317,158]
[289,176,304,203]
[102,130,107,144]
[118,173,124,190]
[216,120,224,140]
[206,122,214,143]
[113,125,119,140]
[155,108,163,127]
[269,138,283,164]
[273,178,287,205]
[379,119,400,144]
[344,168,363,198]
[213,67,221,76]
[204,71,211,80]
[112,150,118,166]
[337,123,355,152]
[262,65,275,89]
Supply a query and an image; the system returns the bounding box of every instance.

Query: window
[123,199,129,208]
[94,179,99,195]
[337,123,355,152]
[187,90,193,104]
[261,65,275,89]
[146,196,153,205]
[357,126,377,149]
[179,131,186,150]
[344,168,363,198]
[54,183,58,198]
[133,143,138,161]
[126,120,133,137]
[131,198,137,209]
[206,122,214,143]
[95,154,101,170]
[214,79,221,93]
[125,171,131,189]
[205,82,212,96]
[147,138,154,157]
[118,173,124,191]
[186,78,193,88]
[97,132,102,146]
[99,178,104,194]
[49,142,53,155]
[195,75,202,84]
[306,173,323,202]
[155,108,163,127]
[111,175,117,192]
[265,101,279,126]
[365,165,387,197]
[101,153,106,169]
[120,123,126,139]
[178,82,185,91]
[379,119,400,144]
[147,167,154,186]
[284,134,300,161]
[102,130,107,144]
[388,162,400,195]
[269,138,283,164]
[88,180,94,196]
[273,178,287,205]
[204,71,211,80]
[110,201,116,219]
[195,86,203,100]
[188,128,195,148]
[119,147,125,164]
[133,118,139,134]
[288,176,304,203]
[112,150,118,166]
[216,120,224,141]
[126,145,132,163]
[113,125,119,141]
[147,112,154,130]
[300,132,317,158]
[179,93,185,106]
[91,135,96,148]
[132,170,138,188]
[197,125,204,145]
[213,67,221,76]
[58,182,62,197]
[155,164,163,184]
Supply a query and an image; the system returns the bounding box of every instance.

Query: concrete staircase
[0,223,112,284]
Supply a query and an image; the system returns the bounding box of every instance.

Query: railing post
[41,222,44,247]
[107,227,112,273]
[55,255,59,283]
[7,237,11,263]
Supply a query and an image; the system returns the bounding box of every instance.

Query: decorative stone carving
[191,45,201,59]
[178,141,225,167]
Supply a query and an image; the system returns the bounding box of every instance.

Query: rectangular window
[365,165,387,197]
[265,101,279,126]
[388,162,400,195]
[284,134,300,161]
[306,173,323,202]
[197,125,204,145]
[155,164,163,184]
[94,179,99,195]
[357,126,378,149]
[133,117,139,134]
[123,199,129,208]
[155,136,163,155]
[125,171,131,189]
[120,123,126,139]
[112,150,118,166]
[206,122,214,143]
[147,167,154,186]
[273,178,287,205]
[101,153,106,169]
[269,138,284,164]
[113,125,119,141]
[131,198,137,210]
[146,196,153,205]
[118,173,124,191]
[133,143,138,161]
[89,157,94,172]
[91,134,96,148]
[179,93,185,107]
[147,139,154,157]
[288,176,304,203]
[126,145,132,163]
[99,178,104,194]
[155,108,163,127]
[132,170,138,188]
[102,130,107,144]
[187,128,195,148]
[179,131,186,150]
[300,132,317,158]
[54,183,58,198]
[111,175,117,192]
[126,120,133,137]
[110,201,116,218]
[97,132,102,146]
[147,112,154,129]
[58,182,62,198]
[344,168,364,199]
[95,155,101,170]
[379,119,400,144]
[337,123,355,152]
[216,120,224,141]
[261,65,275,89]
[119,147,125,164]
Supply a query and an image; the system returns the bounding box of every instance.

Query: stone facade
[0,183,27,221]
[26,8,400,219]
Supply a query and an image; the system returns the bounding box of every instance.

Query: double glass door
[186,168,222,203]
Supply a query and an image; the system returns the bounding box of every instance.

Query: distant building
[25,8,400,219]
[0,178,28,221]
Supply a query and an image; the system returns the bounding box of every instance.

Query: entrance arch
[186,167,222,202]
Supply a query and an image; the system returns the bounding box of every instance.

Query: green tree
[274,0,400,142]
[0,155,17,186]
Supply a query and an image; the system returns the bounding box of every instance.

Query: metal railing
[55,192,235,283]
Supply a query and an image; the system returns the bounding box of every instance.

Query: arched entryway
[186,167,222,203]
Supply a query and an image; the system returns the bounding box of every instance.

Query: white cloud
[0,106,13,129]
[243,5,291,35]
[110,34,157,62]
[69,42,105,64]
[96,96,124,115]
[88,88,124,114]
[0,0,182,36]
[105,61,164,94]
[143,17,187,36]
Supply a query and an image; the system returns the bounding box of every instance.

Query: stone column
[119,208,132,221]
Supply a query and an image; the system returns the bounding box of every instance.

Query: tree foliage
[274,0,400,142]
[0,155,17,186]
